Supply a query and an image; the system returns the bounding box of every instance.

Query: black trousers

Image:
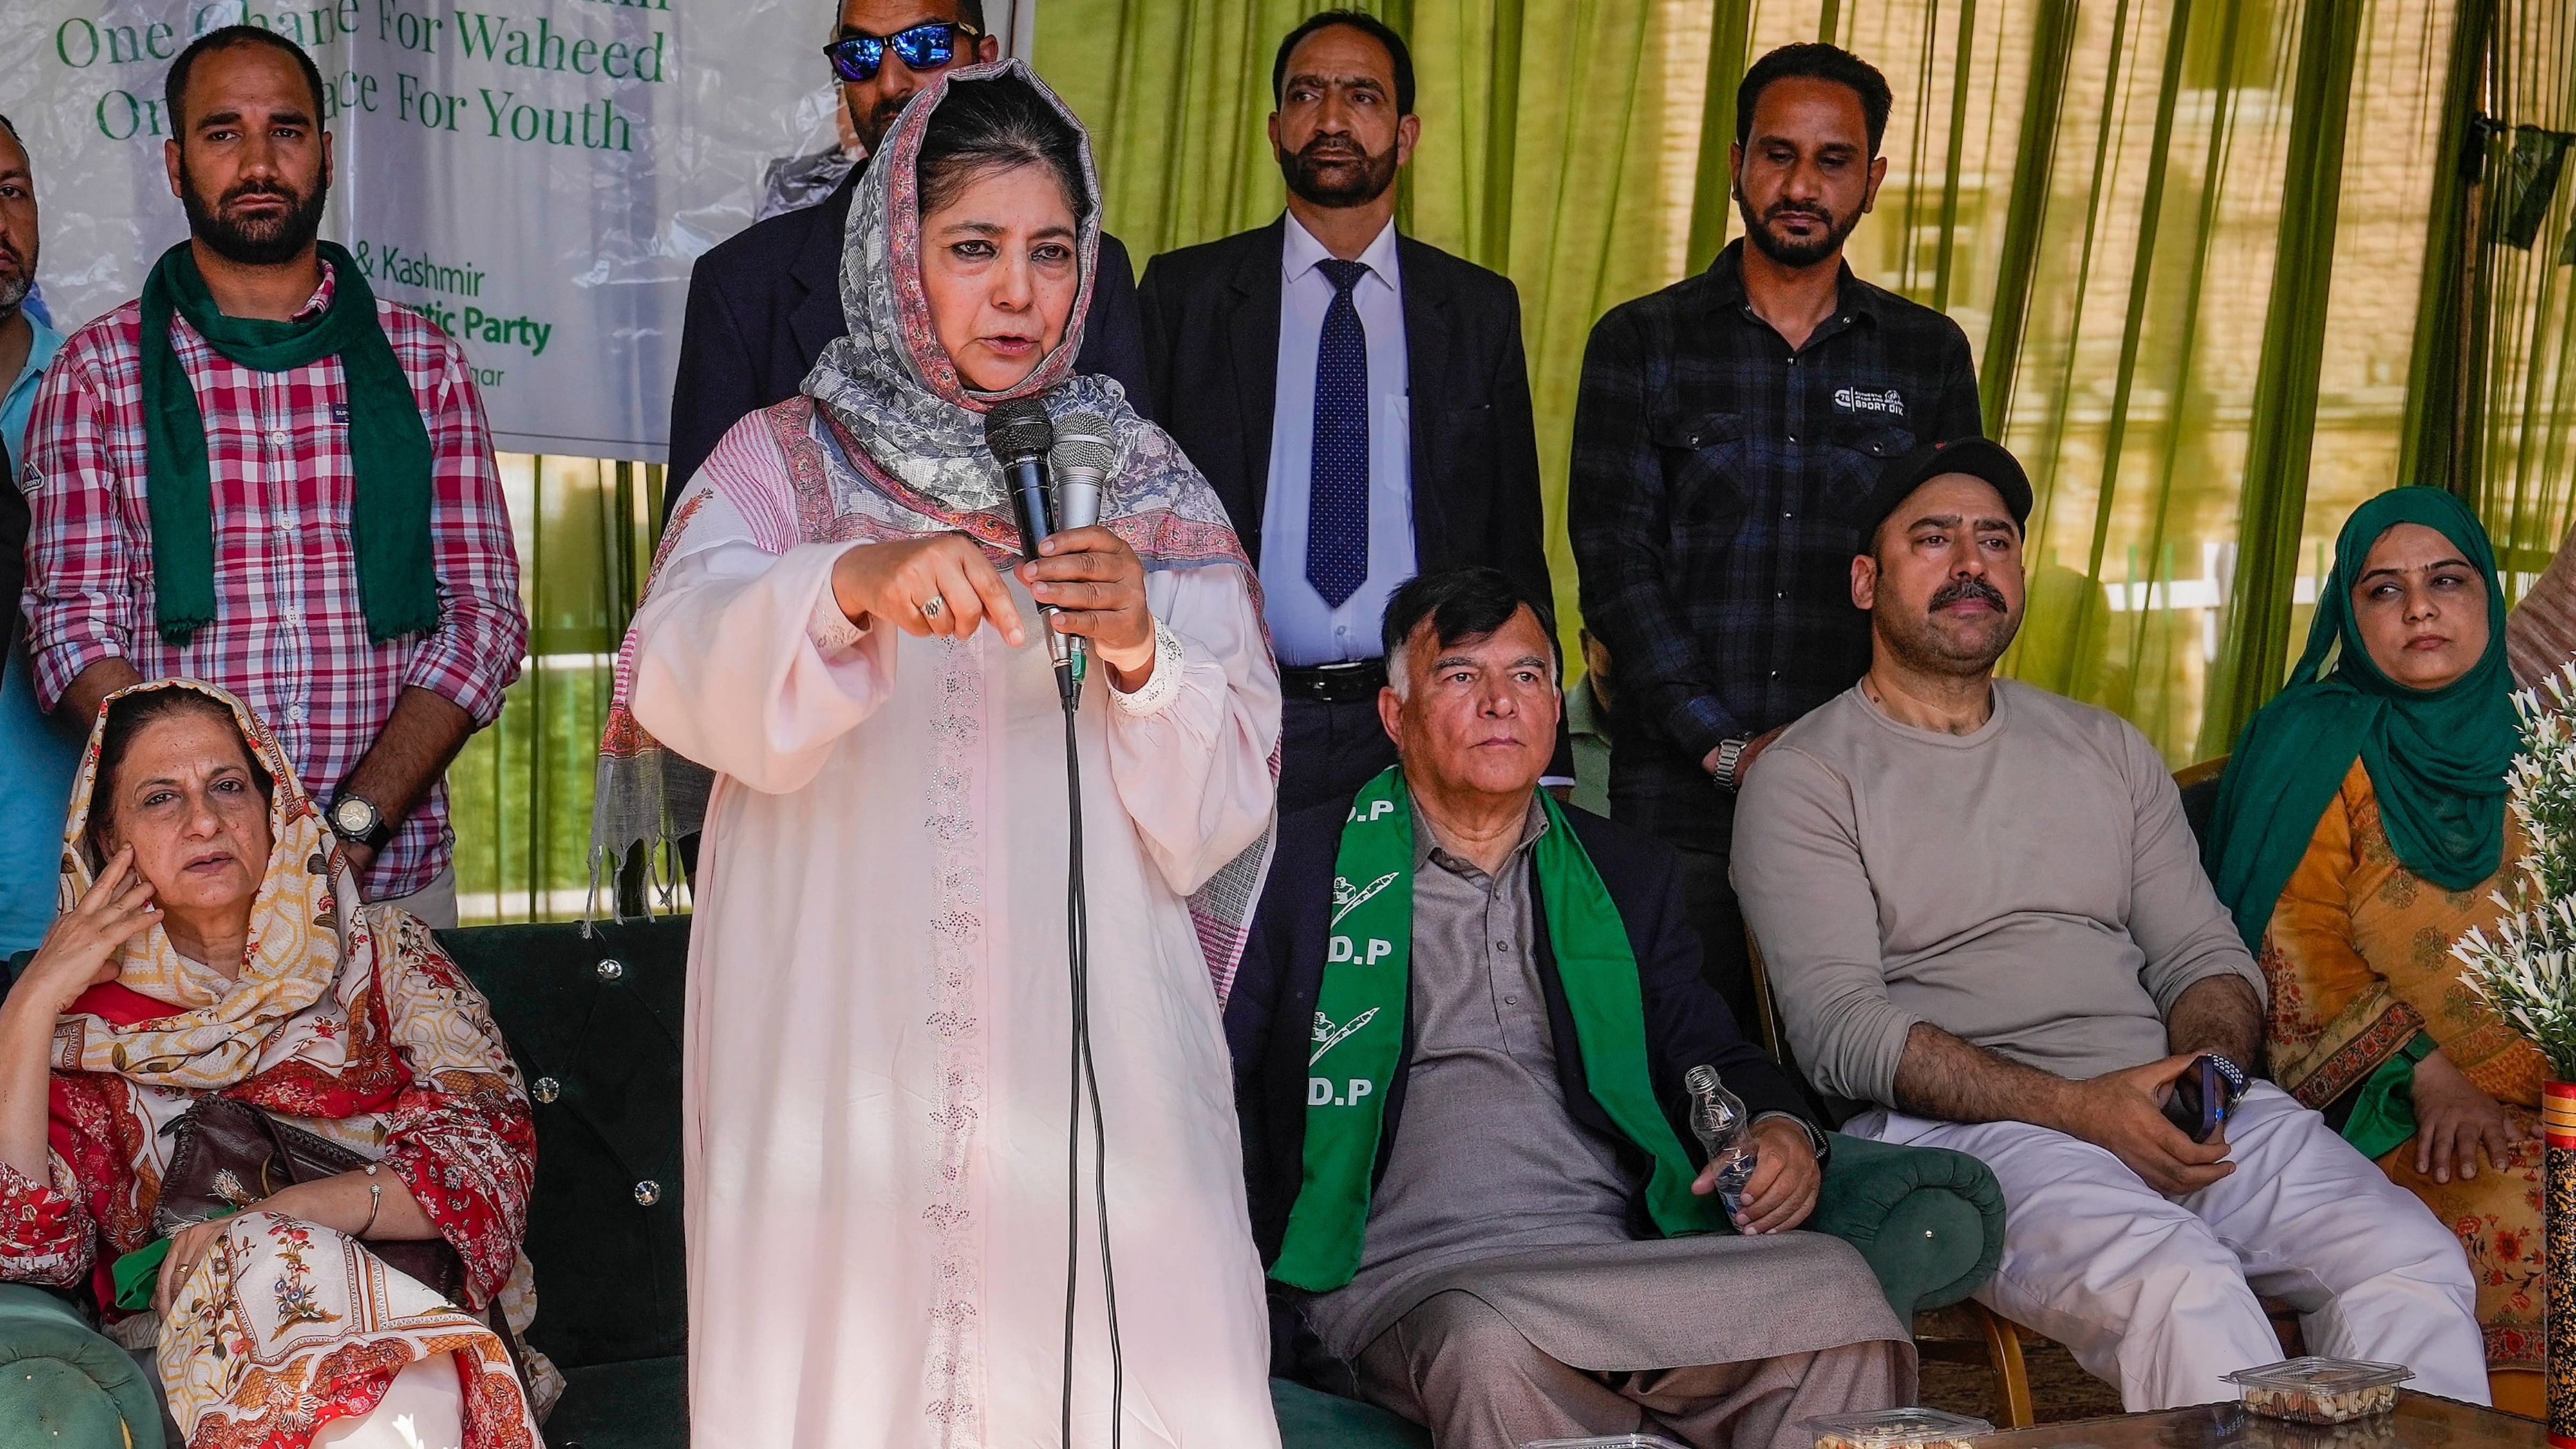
[1668,836,1762,1039]
[1279,695,1400,817]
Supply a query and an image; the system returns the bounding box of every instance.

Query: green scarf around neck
[138,239,436,646]
[1269,766,1730,1293]
[2206,487,2517,953]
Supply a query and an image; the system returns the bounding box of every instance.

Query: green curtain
[446,455,661,923]
[2467,4,2576,592]
[2196,0,2368,757]
[1043,0,2466,764]
[1043,0,1721,658]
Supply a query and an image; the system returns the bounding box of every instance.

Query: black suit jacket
[1137,217,1552,590]
[1138,218,1570,773]
[1225,793,1816,1275]
[665,165,1152,513]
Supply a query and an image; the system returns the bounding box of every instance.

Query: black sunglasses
[823,21,979,84]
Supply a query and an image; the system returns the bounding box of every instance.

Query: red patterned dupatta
[9,679,552,1446]
[590,60,1277,1002]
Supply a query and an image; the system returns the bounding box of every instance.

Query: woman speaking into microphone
[594,62,1283,1446]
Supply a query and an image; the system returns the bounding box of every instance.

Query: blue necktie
[1306,259,1372,608]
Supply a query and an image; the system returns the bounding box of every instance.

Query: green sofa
[1,915,2003,1449]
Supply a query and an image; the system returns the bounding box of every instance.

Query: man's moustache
[1930,579,2008,613]
[1765,205,1832,226]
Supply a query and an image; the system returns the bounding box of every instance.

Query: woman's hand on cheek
[17,846,155,1018]
[1019,527,1155,682]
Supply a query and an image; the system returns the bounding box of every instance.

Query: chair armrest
[1805,1134,2006,1320]
[1271,1376,1429,1449]
[0,1283,164,1448]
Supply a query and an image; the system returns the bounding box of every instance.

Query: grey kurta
[1300,799,1906,1372]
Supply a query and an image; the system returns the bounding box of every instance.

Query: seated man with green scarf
[1226,566,1910,1449]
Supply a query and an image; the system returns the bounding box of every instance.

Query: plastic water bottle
[1684,1064,1758,1222]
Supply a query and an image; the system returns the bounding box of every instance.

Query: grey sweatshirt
[1732,680,2265,1108]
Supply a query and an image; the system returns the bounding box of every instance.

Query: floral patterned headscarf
[50,678,364,1090]
[800,57,1120,513]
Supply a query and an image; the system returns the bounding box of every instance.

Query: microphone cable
[989,395,1123,1448]
[1052,548,1122,1449]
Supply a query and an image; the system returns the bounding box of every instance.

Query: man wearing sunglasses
[1138,10,1567,817]
[666,0,1151,510]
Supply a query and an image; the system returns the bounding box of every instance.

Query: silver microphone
[1049,413,1116,683]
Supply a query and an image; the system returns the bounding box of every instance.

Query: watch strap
[1712,737,1751,792]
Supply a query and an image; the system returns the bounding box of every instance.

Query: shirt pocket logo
[1831,386,1906,418]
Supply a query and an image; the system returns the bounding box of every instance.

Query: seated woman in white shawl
[593,61,1286,1448]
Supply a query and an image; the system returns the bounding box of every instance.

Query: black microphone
[984,399,1078,707]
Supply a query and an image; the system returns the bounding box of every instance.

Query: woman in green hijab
[2206,486,2546,1374]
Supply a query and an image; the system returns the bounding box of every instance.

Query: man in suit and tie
[1138,10,1567,813]
[665,0,1151,503]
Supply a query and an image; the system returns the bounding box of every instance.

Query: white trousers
[1853,1083,2487,1410]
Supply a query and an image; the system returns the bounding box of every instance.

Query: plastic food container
[1520,1438,1689,1449]
[2223,1358,2413,1424]
[1802,1408,1996,1449]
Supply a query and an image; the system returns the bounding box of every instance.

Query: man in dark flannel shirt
[1568,42,1982,1025]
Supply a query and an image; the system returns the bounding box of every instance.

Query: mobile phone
[2161,1055,2235,1143]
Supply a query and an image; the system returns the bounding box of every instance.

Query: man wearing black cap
[1731,441,2490,1413]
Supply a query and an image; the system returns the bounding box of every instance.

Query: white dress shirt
[1259,213,1416,667]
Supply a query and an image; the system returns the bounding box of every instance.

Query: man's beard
[1735,187,1861,268]
[1877,575,2021,677]
[180,162,329,267]
[0,245,27,315]
[853,95,905,158]
[1278,133,1398,209]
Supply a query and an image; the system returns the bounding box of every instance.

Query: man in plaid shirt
[23,28,524,926]
[1570,44,1980,1025]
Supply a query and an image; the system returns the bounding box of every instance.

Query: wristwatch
[1710,737,1752,792]
[327,792,396,850]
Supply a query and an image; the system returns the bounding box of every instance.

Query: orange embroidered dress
[0,682,551,1446]
[2259,759,2548,1368]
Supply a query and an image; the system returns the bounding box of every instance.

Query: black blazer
[1225,792,1816,1273]
[1138,218,1570,772]
[664,165,1153,514]
[1138,217,1551,589]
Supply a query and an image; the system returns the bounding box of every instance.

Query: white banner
[0,0,939,460]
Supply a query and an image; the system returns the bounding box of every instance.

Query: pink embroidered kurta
[628,434,1285,1448]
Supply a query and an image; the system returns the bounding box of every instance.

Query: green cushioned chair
[0,1284,162,1449]
[0,914,2002,1449]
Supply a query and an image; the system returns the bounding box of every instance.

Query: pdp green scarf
[1269,766,1730,1293]
[2206,487,2517,955]
[138,240,436,646]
